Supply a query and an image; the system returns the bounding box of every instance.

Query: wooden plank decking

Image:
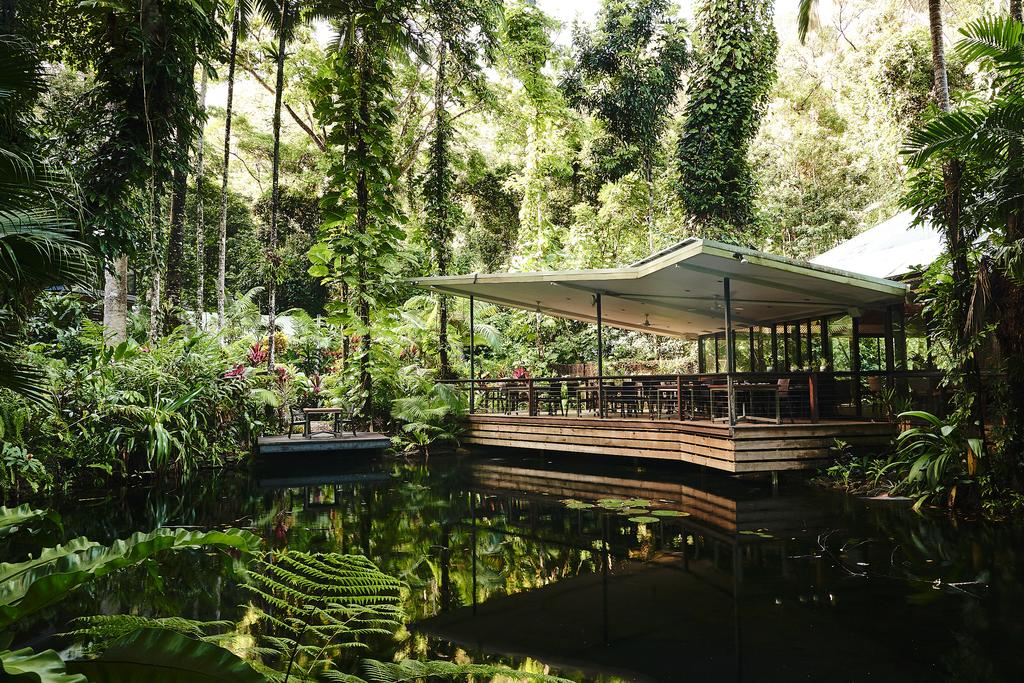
[463,413,894,473]
[257,431,392,455]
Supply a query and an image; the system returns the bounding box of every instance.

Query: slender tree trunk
[928,0,985,439]
[644,155,655,254]
[356,42,373,421]
[267,0,288,369]
[218,3,240,330]
[102,255,129,344]
[195,68,208,328]
[148,177,165,342]
[433,40,451,378]
[165,129,189,331]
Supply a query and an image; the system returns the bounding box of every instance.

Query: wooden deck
[257,431,392,455]
[463,413,895,473]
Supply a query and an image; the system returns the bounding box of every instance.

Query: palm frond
[955,16,1024,70]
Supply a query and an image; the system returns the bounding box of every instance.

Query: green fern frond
[358,658,576,683]
[245,552,405,678]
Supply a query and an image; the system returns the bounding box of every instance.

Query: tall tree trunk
[148,177,165,342]
[644,155,655,254]
[218,3,240,330]
[356,41,373,421]
[433,40,451,378]
[195,68,208,328]
[102,255,129,344]
[267,0,288,369]
[165,129,189,331]
[929,0,984,435]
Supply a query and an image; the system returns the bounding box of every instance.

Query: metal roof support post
[771,325,778,371]
[698,335,706,374]
[748,327,756,372]
[724,278,736,429]
[884,305,895,390]
[852,316,862,417]
[469,295,475,414]
[596,293,604,418]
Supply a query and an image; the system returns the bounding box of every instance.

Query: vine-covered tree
[310,0,409,419]
[420,0,501,378]
[562,0,689,253]
[80,0,222,341]
[677,0,777,242]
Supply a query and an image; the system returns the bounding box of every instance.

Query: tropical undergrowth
[820,411,1024,516]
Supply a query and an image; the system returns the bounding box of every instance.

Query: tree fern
[245,552,404,682]
[356,659,575,683]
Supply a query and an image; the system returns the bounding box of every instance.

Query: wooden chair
[777,378,795,423]
[287,406,306,438]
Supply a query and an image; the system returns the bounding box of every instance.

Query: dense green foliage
[676,0,778,240]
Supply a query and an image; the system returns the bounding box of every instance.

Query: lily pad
[651,510,690,517]
[615,508,650,516]
[628,516,661,524]
[561,499,595,510]
[739,530,774,539]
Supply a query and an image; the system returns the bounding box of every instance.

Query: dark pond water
[12,450,1024,682]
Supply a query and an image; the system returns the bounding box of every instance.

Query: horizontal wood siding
[462,415,894,473]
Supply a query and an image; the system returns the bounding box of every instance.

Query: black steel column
[771,325,778,371]
[748,327,756,372]
[724,278,736,427]
[852,315,862,417]
[596,293,604,418]
[884,305,895,389]
[821,316,832,369]
[698,335,706,374]
[469,295,475,413]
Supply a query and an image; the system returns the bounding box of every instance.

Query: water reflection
[13,452,1024,682]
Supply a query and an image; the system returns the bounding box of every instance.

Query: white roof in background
[412,239,906,338]
[811,211,944,279]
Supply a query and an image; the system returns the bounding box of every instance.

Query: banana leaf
[67,628,269,682]
[0,646,86,683]
[0,528,260,628]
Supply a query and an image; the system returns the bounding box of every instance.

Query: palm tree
[266,0,292,369]
[0,35,93,399]
[903,15,1024,455]
[217,0,241,330]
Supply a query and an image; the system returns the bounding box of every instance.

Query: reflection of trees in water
[27,458,1024,682]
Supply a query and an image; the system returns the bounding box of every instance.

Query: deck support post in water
[469,295,475,414]
[596,293,604,418]
[724,277,736,428]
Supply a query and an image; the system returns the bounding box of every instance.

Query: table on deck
[302,407,355,438]
[709,382,782,424]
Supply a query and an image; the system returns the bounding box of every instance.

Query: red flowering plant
[223,364,247,379]
[247,341,268,366]
[511,366,530,380]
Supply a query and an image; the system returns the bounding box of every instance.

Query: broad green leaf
[0,529,260,628]
[0,505,59,539]
[651,510,690,517]
[67,629,269,683]
[0,647,86,682]
[628,516,660,524]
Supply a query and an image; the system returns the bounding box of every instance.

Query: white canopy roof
[412,239,907,339]
[811,211,943,279]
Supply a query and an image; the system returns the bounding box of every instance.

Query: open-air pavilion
[412,238,942,473]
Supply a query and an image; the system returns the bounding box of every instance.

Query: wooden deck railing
[442,370,948,425]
